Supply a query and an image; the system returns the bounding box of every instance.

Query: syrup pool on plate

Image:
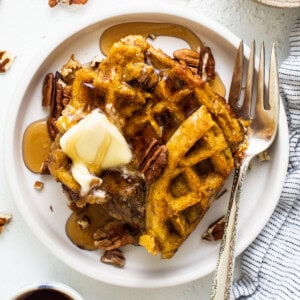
[22,120,52,173]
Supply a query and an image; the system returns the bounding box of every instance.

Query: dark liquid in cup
[16,289,73,300]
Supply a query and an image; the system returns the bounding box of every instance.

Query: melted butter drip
[22,120,52,173]
[100,22,204,56]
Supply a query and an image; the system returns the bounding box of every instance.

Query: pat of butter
[60,110,132,195]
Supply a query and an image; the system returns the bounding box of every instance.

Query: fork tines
[228,40,278,121]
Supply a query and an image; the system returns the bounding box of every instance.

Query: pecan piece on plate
[34,180,44,190]
[139,139,168,184]
[0,212,12,234]
[48,0,58,6]
[93,221,137,251]
[0,51,15,73]
[202,215,226,242]
[100,249,125,268]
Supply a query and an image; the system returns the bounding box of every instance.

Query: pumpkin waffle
[45,35,246,259]
[139,105,234,258]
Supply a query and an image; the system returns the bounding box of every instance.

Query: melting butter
[60,110,132,195]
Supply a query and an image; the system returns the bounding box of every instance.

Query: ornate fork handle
[210,156,251,300]
[210,41,278,300]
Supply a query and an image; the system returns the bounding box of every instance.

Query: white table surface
[0,0,299,299]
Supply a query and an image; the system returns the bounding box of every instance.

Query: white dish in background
[5,5,289,288]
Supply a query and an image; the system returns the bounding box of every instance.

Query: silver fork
[209,41,279,300]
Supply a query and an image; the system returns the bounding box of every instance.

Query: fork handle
[210,158,251,300]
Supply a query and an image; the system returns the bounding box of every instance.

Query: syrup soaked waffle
[46,35,246,259]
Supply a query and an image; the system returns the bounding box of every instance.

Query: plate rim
[4,3,290,288]
[254,0,300,8]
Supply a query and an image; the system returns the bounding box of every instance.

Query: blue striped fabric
[232,18,300,300]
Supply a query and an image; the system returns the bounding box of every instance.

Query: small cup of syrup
[10,282,84,300]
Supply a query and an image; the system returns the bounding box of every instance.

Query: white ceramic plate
[254,0,300,7]
[5,5,289,288]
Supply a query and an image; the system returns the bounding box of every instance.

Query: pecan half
[139,139,168,184]
[173,49,200,68]
[43,72,72,139]
[0,212,12,234]
[101,249,125,268]
[198,47,215,81]
[0,51,15,73]
[42,73,54,107]
[173,47,215,81]
[202,216,226,242]
[47,72,63,139]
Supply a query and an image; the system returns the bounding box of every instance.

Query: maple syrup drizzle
[100,22,226,97]
[22,120,51,173]
[100,22,204,56]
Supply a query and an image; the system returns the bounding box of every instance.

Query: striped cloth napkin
[232,18,300,299]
